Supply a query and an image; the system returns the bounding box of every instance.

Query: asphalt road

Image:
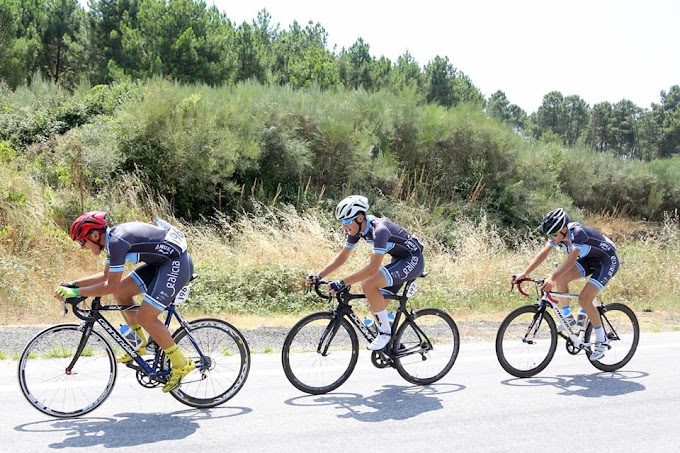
[2,332,680,452]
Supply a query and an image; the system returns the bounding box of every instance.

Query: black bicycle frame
[317,279,434,358]
[64,297,207,378]
[523,301,550,344]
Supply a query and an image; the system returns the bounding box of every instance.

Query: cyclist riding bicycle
[512,208,619,361]
[54,211,196,392]
[305,195,425,351]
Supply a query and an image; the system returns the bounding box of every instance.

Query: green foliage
[553,146,680,219]
[2,0,678,163]
[113,79,262,215]
[423,56,484,108]
[0,141,15,162]
[187,263,325,314]
[2,78,679,225]
[0,76,135,149]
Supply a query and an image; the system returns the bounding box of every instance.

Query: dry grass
[2,191,679,333]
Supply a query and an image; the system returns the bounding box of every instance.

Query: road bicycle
[495,277,639,378]
[18,274,250,418]
[281,275,460,394]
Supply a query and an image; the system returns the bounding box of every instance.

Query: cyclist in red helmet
[69,211,109,246]
[56,211,196,393]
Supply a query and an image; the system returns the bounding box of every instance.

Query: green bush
[187,263,326,315]
[3,77,679,226]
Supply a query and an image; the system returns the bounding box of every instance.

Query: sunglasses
[76,239,86,247]
[341,216,357,226]
[548,231,562,239]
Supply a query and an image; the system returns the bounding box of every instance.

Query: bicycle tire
[18,324,117,418]
[496,305,558,378]
[585,302,640,372]
[393,308,460,385]
[281,311,359,394]
[168,318,250,408]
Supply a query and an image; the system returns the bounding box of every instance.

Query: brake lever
[62,301,68,317]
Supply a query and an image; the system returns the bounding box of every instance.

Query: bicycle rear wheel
[18,324,117,418]
[170,318,251,408]
[393,308,460,385]
[585,302,640,372]
[496,305,558,378]
[282,311,359,394]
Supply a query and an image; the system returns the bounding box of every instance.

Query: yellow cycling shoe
[116,346,147,363]
[162,360,196,393]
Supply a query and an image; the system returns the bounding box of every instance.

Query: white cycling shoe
[590,339,610,361]
[367,333,391,351]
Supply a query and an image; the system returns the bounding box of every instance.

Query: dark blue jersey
[547,222,617,259]
[105,219,188,273]
[345,216,423,259]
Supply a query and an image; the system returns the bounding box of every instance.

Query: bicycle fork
[64,322,95,374]
[523,305,590,349]
[523,309,546,345]
[316,312,348,356]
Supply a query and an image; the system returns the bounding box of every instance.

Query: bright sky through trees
[213,0,679,113]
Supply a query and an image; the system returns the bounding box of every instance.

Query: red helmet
[69,211,109,241]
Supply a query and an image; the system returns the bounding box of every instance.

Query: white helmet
[335,195,369,220]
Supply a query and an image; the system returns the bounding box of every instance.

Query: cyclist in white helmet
[306,195,425,351]
[513,208,619,361]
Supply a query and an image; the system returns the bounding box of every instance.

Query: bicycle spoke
[586,303,640,371]
[496,305,557,378]
[18,325,116,417]
[171,319,250,408]
[282,312,358,394]
[394,309,460,385]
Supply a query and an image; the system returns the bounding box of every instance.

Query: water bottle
[577,308,588,329]
[120,324,143,349]
[363,317,378,336]
[387,312,395,328]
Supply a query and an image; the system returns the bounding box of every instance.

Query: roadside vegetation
[1,70,679,329]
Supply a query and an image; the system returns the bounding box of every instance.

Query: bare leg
[579,283,602,328]
[114,276,143,325]
[553,266,582,309]
[361,272,390,313]
[137,303,175,349]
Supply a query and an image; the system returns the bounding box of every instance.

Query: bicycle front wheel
[393,308,460,385]
[496,305,558,378]
[282,311,359,394]
[18,324,117,418]
[170,318,251,408]
[585,302,640,372]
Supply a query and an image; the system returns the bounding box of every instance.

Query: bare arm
[516,244,553,279]
[76,265,122,297]
[71,271,107,287]
[317,247,353,279]
[549,248,580,282]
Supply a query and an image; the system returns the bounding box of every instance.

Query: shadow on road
[501,370,648,397]
[285,383,465,422]
[14,406,251,449]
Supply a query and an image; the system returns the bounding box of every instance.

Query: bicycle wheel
[496,305,558,378]
[393,308,460,385]
[282,311,359,394]
[18,324,117,418]
[169,318,251,408]
[585,302,640,372]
